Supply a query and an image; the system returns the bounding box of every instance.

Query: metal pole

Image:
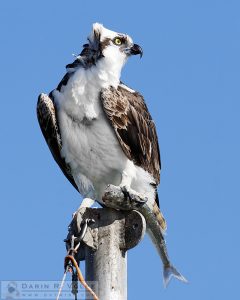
[67,207,146,300]
[85,209,127,300]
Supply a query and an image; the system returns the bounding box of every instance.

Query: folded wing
[37,93,78,191]
[101,84,161,186]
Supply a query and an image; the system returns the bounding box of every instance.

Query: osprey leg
[102,184,147,210]
[79,198,95,208]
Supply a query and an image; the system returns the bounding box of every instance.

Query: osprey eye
[113,37,123,45]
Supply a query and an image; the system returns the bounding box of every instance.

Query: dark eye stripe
[119,36,126,43]
[113,36,127,45]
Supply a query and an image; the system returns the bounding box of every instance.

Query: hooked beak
[130,44,143,58]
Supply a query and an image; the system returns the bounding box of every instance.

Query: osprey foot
[72,198,95,218]
[120,186,147,209]
[102,184,148,210]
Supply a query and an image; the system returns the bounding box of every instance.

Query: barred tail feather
[163,265,188,287]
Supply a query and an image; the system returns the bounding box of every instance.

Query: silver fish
[138,203,188,287]
[102,184,188,287]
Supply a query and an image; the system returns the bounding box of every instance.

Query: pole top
[66,207,146,261]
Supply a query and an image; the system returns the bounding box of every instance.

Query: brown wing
[101,84,161,185]
[37,93,78,191]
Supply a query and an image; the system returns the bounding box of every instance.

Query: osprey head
[87,23,143,67]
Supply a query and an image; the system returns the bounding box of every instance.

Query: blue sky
[0,0,239,299]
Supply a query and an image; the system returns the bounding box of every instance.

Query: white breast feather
[53,59,156,206]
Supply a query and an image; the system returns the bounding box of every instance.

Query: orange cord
[65,255,99,300]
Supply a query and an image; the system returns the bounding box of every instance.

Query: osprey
[37,23,186,286]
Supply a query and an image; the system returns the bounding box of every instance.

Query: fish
[138,203,188,287]
[102,184,188,287]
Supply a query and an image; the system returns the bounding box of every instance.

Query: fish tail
[163,264,188,287]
